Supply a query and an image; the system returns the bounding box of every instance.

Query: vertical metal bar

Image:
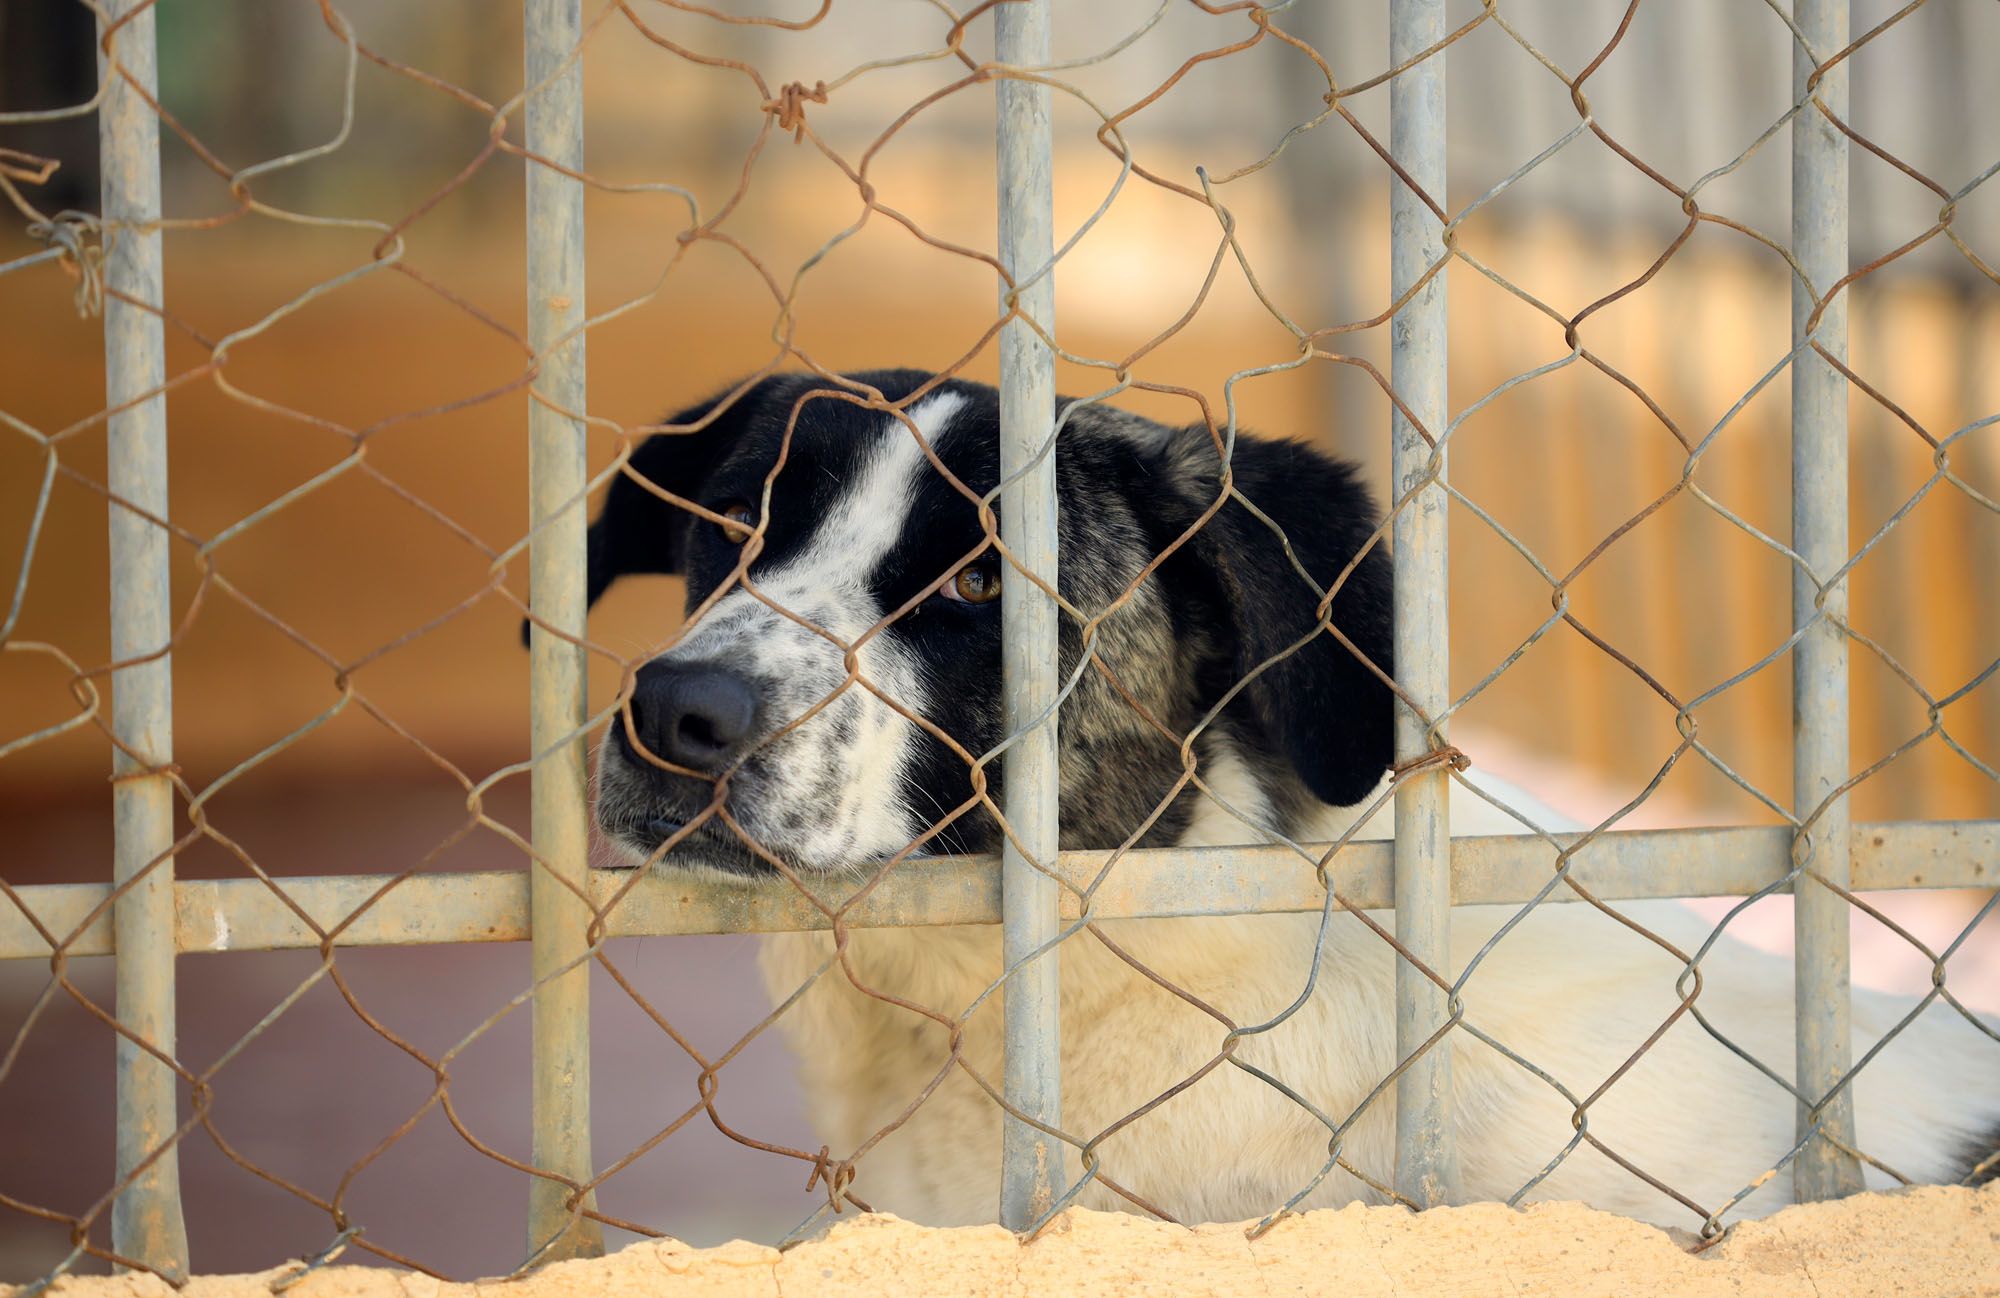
[1790,0,1864,1203]
[995,0,1063,1232]
[524,0,601,1261]
[99,1,188,1278]
[1388,0,1457,1211]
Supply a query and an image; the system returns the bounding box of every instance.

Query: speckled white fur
[654,395,967,871]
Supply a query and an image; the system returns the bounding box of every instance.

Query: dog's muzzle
[600,659,775,874]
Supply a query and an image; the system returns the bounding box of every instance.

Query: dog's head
[576,369,1394,879]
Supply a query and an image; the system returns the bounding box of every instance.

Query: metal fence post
[99,0,189,1278]
[99,0,190,1277]
[994,0,1063,1232]
[524,0,602,1262]
[1388,0,1458,1210]
[1790,0,1864,1203]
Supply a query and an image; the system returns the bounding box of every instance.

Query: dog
[577,368,1999,1231]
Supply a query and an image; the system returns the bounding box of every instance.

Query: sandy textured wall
[17,1185,1999,1298]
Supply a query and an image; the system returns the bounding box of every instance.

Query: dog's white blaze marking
[788,392,962,861]
[668,392,965,869]
[760,390,967,616]
[678,391,968,650]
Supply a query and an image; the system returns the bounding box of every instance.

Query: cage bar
[1387,0,1458,1211]
[523,0,602,1262]
[1789,0,1864,1203]
[994,0,1064,1233]
[98,0,189,1278]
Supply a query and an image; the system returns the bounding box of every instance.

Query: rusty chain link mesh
[2,0,1998,1286]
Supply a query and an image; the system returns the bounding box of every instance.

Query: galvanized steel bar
[98,0,189,1278]
[994,0,1064,1232]
[6,820,1995,962]
[523,0,602,1263]
[1387,0,1457,1211]
[1790,0,1864,1204]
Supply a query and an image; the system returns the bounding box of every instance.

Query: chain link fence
[2,0,1997,1286]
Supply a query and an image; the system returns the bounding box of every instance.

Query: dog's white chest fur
[760,772,1998,1229]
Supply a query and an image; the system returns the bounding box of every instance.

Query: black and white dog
[580,368,1997,1230]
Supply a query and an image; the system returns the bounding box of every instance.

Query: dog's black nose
[620,662,761,772]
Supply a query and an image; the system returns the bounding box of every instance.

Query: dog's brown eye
[943,563,1001,605]
[716,501,755,544]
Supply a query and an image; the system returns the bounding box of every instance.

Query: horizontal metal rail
[5,820,1992,961]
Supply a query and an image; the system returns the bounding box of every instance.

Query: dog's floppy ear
[1166,429,1395,808]
[519,384,759,645]
[586,396,734,606]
